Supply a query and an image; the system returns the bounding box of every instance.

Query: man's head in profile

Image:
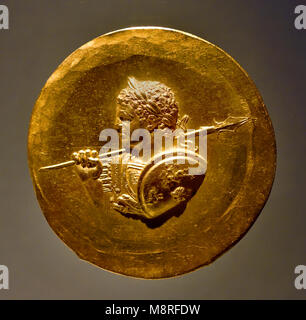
[115,77,181,134]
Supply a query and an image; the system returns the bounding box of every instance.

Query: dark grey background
[0,0,305,299]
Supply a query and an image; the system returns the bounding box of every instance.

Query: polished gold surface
[28,27,276,279]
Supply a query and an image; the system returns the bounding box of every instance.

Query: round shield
[138,150,206,219]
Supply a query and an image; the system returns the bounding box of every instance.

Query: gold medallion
[28,27,276,279]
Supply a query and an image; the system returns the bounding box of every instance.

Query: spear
[182,116,250,138]
[39,148,126,171]
[39,117,250,171]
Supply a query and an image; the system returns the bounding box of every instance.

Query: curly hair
[117,77,179,131]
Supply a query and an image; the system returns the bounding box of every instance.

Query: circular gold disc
[28,27,276,279]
